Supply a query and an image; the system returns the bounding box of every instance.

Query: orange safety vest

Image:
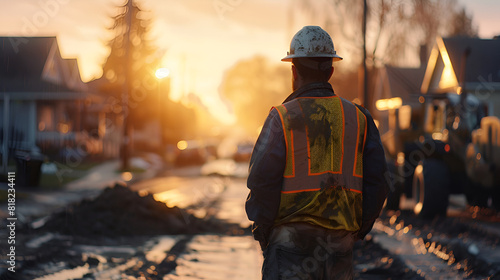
[274,95,367,231]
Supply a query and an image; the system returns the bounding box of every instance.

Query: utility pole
[459,47,471,107]
[121,0,133,170]
[362,0,368,107]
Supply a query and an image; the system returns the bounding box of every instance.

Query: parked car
[233,142,254,162]
[174,140,208,166]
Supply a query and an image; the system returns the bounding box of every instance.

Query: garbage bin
[15,151,44,187]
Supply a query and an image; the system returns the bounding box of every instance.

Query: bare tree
[294,0,477,67]
[447,7,478,37]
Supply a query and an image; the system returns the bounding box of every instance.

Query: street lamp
[155,68,170,155]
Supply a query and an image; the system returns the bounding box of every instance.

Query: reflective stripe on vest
[274,96,367,231]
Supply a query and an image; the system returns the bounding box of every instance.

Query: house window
[38,122,46,131]
[38,105,54,131]
[57,123,70,134]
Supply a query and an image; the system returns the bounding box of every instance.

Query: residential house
[0,36,118,169]
[421,36,500,116]
[373,65,426,134]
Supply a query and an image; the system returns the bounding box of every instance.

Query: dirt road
[1,163,499,279]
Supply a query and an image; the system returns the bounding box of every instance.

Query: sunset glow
[0,0,498,124]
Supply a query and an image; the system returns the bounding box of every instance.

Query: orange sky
[0,0,291,124]
[0,0,498,123]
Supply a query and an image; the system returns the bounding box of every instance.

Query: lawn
[38,160,102,190]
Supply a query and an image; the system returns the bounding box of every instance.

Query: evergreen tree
[100,0,161,129]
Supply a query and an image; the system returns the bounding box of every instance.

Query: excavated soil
[37,183,229,237]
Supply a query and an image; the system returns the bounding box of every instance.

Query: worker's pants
[262,223,355,280]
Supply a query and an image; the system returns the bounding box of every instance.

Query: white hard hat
[282,26,342,62]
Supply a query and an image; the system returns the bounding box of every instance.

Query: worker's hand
[252,223,271,251]
[258,239,269,251]
[354,230,364,242]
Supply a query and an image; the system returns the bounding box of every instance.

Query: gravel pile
[40,183,222,236]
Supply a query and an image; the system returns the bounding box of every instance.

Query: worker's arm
[246,108,286,250]
[357,106,391,240]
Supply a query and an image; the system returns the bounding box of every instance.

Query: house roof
[374,65,425,107]
[0,36,86,94]
[385,66,426,99]
[421,36,500,94]
[443,37,500,84]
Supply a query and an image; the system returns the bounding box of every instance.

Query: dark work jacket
[245,82,390,247]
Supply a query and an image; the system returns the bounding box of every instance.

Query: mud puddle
[0,179,451,279]
[374,210,500,279]
[0,183,245,279]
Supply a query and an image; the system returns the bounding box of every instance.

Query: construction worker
[245,26,390,279]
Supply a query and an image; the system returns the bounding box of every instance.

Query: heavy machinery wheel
[413,158,451,219]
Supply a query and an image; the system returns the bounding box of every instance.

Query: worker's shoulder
[274,98,300,113]
[266,106,284,123]
[351,102,374,119]
[335,96,372,116]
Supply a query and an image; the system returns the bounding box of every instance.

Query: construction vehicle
[383,92,500,218]
[379,37,500,217]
